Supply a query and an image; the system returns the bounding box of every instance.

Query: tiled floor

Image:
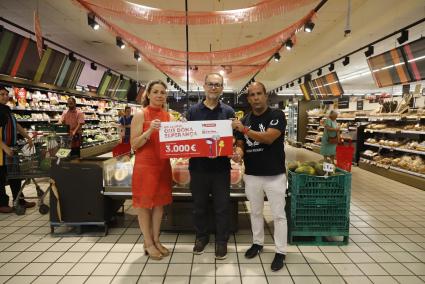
[0,146,424,283]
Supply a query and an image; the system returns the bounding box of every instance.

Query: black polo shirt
[186,101,235,173]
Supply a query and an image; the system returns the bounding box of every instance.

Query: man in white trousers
[232,81,287,271]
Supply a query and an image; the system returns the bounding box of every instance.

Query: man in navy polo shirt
[186,73,235,260]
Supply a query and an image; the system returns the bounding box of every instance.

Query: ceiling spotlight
[329,62,335,71]
[134,50,141,61]
[273,52,281,62]
[317,68,322,76]
[87,13,99,30]
[304,20,315,33]
[342,56,350,66]
[68,52,76,62]
[286,84,289,88]
[290,82,294,87]
[364,45,374,57]
[119,74,124,80]
[397,30,409,45]
[297,78,302,84]
[90,62,97,70]
[279,86,283,91]
[116,37,125,49]
[166,77,171,83]
[284,39,293,50]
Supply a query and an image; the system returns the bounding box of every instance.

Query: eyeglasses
[205,82,223,89]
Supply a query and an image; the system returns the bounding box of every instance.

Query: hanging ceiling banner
[34,10,43,59]
[77,0,318,25]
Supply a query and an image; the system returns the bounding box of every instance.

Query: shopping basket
[336,141,355,172]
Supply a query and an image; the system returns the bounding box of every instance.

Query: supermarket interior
[0,0,425,283]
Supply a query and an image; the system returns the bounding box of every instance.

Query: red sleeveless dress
[132,106,172,208]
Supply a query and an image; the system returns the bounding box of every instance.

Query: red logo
[202,123,216,127]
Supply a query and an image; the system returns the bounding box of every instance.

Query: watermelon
[40,158,51,171]
[172,162,190,185]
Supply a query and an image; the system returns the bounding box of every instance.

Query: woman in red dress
[131,80,173,260]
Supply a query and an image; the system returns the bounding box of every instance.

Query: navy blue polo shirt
[186,101,235,173]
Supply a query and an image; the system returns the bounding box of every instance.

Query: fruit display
[364,154,425,175]
[287,160,334,176]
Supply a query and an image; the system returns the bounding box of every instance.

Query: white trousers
[244,173,287,254]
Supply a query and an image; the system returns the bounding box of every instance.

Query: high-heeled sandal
[154,242,170,257]
[144,244,163,260]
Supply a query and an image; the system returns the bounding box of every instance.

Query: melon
[172,162,190,185]
[230,164,242,185]
[40,158,51,171]
[295,165,316,175]
[287,161,299,171]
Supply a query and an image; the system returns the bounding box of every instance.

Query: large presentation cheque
[159,120,233,159]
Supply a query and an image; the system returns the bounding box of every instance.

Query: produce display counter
[102,155,246,232]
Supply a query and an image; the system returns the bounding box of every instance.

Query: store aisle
[0,146,424,284]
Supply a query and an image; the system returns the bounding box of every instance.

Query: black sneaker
[271,253,286,271]
[245,244,263,259]
[215,243,227,260]
[193,239,208,255]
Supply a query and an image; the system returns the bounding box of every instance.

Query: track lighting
[317,68,322,76]
[285,39,293,50]
[273,52,281,62]
[364,45,374,57]
[397,30,409,45]
[87,13,99,30]
[134,50,141,61]
[90,62,97,70]
[304,21,315,33]
[342,56,350,66]
[68,52,76,62]
[329,62,334,71]
[116,37,125,49]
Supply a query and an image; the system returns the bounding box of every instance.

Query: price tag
[56,148,71,159]
[323,162,335,173]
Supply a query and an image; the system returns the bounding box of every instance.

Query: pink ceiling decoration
[77,0,317,25]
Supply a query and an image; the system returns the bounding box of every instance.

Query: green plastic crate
[287,169,352,245]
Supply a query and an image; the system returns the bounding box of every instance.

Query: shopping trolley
[336,140,355,172]
[6,130,72,215]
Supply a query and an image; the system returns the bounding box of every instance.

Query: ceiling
[0,0,424,93]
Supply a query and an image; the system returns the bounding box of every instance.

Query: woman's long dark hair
[142,80,167,107]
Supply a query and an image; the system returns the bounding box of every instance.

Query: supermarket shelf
[12,108,64,112]
[307,130,319,134]
[80,139,120,158]
[305,137,316,141]
[307,116,323,119]
[359,159,425,191]
[365,129,398,134]
[307,123,319,126]
[364,143,425,156]
[17,119,59,123]
[337,117,356,121]
[401,130,425,135]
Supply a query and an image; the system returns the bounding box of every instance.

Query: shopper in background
[59,97,85,157]
[0,85,35,213]
[131,80,173,260]
[320,110,340,163]
[119,106,133,144]
[232,82,288,271]
[186,73,235,260]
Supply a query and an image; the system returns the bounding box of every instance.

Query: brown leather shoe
[0,206,14,213]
